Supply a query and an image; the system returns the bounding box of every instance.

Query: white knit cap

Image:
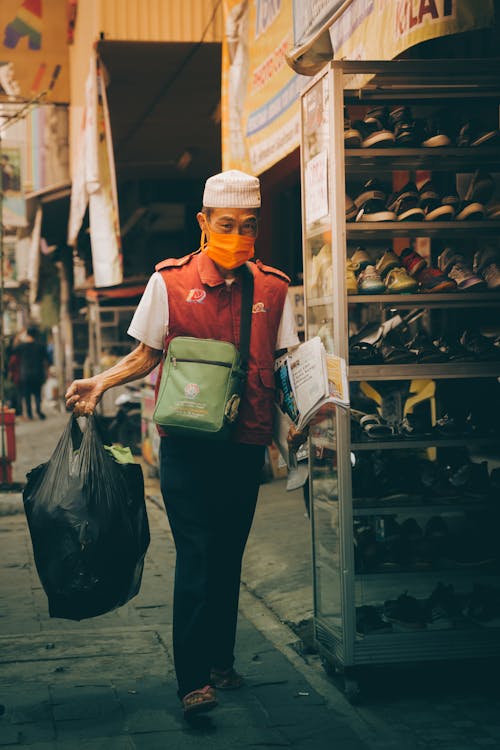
[203,169,261,208]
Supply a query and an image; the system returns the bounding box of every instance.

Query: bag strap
[239,263,254,371]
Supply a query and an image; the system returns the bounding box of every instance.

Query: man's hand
[65,343,162,418]
[65,377,104,416]
[287,423,309,452]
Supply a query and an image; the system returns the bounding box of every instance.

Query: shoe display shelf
[300,59,500,703]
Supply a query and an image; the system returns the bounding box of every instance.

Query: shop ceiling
[97,40,222,181]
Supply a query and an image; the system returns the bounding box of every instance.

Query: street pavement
[1,408,500,749]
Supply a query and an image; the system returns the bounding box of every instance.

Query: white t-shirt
[127,271,299,351]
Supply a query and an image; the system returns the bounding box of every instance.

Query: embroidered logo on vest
[252,302,267,313]
[186,288,207,303]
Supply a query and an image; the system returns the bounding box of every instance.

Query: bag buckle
[224,394,241,423]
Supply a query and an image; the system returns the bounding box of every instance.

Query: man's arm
[65,342,162,416]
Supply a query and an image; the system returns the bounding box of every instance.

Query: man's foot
[37,412,46,420]
[210,667,244,690]
[181,685,217,717]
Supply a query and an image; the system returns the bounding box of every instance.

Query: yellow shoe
[385,266,418,293]
[346,259,358,294]
[376,249,400,279]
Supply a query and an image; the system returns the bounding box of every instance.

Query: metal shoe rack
[300,60,500,702]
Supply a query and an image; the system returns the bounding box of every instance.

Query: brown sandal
[210,667,244,690]
[182,685,217,716]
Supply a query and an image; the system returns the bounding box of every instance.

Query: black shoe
[460,329,499,361]
[399,411,432,438]
[344,108,362,147]
[420,113,452,147]
[424,582,459,630]
[418,458,456,498]
[354,520,379,570]
[406,331,447,363]
[425,517,452,565]
[465,169,496,205]
[354,179,396,222]
[386,181,424,221]
[378,328,416,364]
[455,200,486,221]
[383,592,425,630]
[457,119,500,147]
[467,460,491,496]
[37,411,46,420]
[418,180,455,221]
[402,518,433,567]
[356,606,392,635]
[433,414,464,436]
[358,106,395,148]
[349,341,383,365]
[433,336,474,362]
[345,193,358,221]
[388,105,415,145]
[463,585,500,626]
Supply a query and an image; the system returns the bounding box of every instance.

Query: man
[66,170,305,717]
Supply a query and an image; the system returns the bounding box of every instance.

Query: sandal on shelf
[349,341,383,365]
[351,410,395,439]
[210,667,244,690]
[359,413,396,439]
[182,685,218,716]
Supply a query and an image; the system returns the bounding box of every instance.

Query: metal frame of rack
[300,59,500,701]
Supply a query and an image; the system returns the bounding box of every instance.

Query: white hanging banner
[67,53,122,287]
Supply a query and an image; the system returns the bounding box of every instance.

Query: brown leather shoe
[182,685,217,717]
[210,667,244,690]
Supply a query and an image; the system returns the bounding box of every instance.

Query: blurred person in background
[15,326,49,420]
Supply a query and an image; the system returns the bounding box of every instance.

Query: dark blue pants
[160,436,265,698]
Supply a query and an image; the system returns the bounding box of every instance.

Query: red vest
[155,251,290,445]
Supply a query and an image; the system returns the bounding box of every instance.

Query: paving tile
[0,724,22,746]
[130,726,291,749]
[16,722,56,744]
[54,716,126,743]
[57,738,134,750]
[0,743,56,750]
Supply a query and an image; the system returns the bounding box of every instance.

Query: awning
[97,40,222,180]
[287,0,496,76]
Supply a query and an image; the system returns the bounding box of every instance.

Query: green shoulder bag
[153,264,253,439]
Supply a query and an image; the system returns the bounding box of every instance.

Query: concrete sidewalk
[2,410,500,749]
[0,411,370,749]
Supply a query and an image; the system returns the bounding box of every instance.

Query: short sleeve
[127,272,169,351]
[276,294,300,350]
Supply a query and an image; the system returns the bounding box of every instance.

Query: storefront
[292,5,500,700]
[219,0,500,699]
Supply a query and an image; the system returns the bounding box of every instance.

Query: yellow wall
[100,0,222,42]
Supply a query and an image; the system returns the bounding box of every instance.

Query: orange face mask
[201,229,255,270]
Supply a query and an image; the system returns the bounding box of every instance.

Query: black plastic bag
[23,415,150,620]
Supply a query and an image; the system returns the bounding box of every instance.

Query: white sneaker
[437,247,460,274]
[474,247,500,288]
[474,247,499,273]
[482,262,500,289]
[446,260,486,290]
